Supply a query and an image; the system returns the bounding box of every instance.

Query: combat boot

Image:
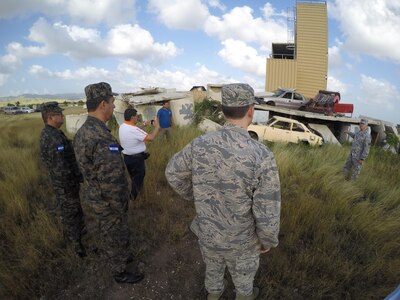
[113,271,144,284]
[207,279,228,300]
[235,287,260,300]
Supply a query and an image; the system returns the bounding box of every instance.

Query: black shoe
[113,271,144,284]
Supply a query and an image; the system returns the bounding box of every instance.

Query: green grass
[0,111,399,299]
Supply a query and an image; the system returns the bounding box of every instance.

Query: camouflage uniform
[73,115,130,274]
[343,126,371,180]
[165,83,281,297]
[39,107,85,246]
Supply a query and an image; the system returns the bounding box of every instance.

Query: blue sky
[0,0,399,124]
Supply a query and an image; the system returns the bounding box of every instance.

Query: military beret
[221,83,257,107]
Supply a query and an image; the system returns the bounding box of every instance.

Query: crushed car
[248,116,323,146]
[255,87,308,110]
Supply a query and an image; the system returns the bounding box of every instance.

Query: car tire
[249,132,258,141]
[266,101,275,106]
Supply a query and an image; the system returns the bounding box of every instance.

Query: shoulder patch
[108,144,120,154]
[57,145,65,151]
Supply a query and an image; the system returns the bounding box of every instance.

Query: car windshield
[271,89,286,97]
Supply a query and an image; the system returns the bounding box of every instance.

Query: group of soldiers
[39,82,371,299]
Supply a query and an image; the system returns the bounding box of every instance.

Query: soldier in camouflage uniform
[73,82,144,284]
[39,102,86,257]
[343,118,371,180]
[165,83,281,300]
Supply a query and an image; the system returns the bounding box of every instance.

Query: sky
[0,0,399,124]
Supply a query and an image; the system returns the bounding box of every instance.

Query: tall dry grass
[0,111,399,299]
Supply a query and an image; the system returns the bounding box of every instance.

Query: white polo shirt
[119,121,149,155]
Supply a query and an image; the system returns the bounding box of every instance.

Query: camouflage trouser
[86,195,130,274]
[199,243,260,296]
[343,154,363,180]
[53,184,84,244]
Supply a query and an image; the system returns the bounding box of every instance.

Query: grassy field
[0,109,399,299]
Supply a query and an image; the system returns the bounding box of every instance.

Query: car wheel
[266,101,275,106]
[249,131,258,141]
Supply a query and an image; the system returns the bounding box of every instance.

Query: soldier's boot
[235,287,260,300]
[207,279,228,300]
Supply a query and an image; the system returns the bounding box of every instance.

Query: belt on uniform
[124,152,144,158]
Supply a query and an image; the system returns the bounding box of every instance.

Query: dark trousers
[124,154,145,199]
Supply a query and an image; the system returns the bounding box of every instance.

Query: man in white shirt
[119,108,160,199]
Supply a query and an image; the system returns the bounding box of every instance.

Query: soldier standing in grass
[39,102,86,257]
[165,83,281,300]
[73,82,144,284]
[343,118,371,180]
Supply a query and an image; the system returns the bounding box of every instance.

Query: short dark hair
[124,108,137,121]
[221,104,251,119]
[87,96,112,112]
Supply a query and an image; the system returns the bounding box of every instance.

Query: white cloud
[204,6,287,48]
[328,39,343,69]
[107,24,180,62]
[206,0,226,11]
[359,74,398,107]
[29,65,112,80]
[2,18,179,63]
[0,74,9,86]
[117,59,236,91]
[330,0,400,63]
[327,76,348,95]
[148,0,209,29]
[218,39,266,77]
[0,0,136,25]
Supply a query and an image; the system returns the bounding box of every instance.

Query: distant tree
[77,100,85,105]
[15,101,20,107]
[63,100,68,106]
[6,103,14,107]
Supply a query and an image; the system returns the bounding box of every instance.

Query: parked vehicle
[255,87,308,109]
[248,116,323,146]
[19,107,35,113]
[3,106,21,114]
[300,90,354,116]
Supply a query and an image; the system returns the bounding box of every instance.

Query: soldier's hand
[260,246,270,254]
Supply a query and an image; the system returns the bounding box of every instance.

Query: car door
[264,120,292,143]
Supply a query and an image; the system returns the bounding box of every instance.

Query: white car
[3,106,21,114]
[19,107,35,113]
[248,116,323,146]
[255,87,308,110]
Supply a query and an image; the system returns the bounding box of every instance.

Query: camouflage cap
[41,101,63,114]
[85,82,118,102]
[360,118,368,125]
[221,83,257,107]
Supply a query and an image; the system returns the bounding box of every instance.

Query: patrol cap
[41,101,63,114]
[85,82,118,106]
[221,83,257,107]
[360,118,368,125]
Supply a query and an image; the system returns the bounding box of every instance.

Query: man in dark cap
[165,83,281,300]
[73,82,144,284]
[343,118,371,180]
[39,101,86,257]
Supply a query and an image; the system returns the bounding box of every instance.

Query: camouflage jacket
[165,124,281,252]
[39,124,82,189]
[348,130,371,160]
[73,116,129,209]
